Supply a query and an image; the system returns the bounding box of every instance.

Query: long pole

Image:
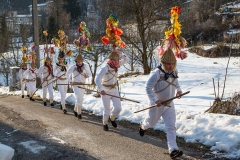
[78,86,140,103]
[134,91,190,113]
[32,0,40,86]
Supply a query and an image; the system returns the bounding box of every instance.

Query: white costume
[66,63,91,114]
[141,68,181,153]
[95,53,129,124]
[18,68,29,96]
[37,64,54,103]
[53,62,69,110]
[23,67,38,98]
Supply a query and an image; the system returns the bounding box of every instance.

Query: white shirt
[53,62,69,79]
[66,63,92,83]
[145,68,182,104]
[23,67,38,80]
[37,65,54,80]
[95,53,129,91]
[18,68,27,80]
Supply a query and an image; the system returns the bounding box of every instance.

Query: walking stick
[78,86,140,103]
[44,73,66,87]
[134,91,190,113]
[58,83,92,85]
[31,80,46,97]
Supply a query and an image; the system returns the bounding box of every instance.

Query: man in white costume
[53,51,69,114]
[95,48,129,131]
[139,48,183,159]
[18,63,29,98]
[66,54,91,119]
[37,57,54,106]
[23,62,38,101]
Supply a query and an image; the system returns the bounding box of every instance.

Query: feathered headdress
[73,21,93,52]
[101,14,126,49]
[158,6,187,60]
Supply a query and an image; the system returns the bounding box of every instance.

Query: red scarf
[45,64,53,75]
[107,59,120,71]
[29,68,35,73]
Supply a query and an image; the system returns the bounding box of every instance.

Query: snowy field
[1,46,240,159]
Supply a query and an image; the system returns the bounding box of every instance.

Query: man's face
[22,65,27,69]
[46,60,51,66]
[112,57,119,64]
[163,63,175,72]
[59,58,64,63]
[76,61,83,66]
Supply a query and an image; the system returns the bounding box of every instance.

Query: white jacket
[145,68,182,105]
[23,67,38,80]
[66,63,92,83]
[18,68,27,80]
[53,62,69,79]
[37,65,54,80]
[95,53,129,91]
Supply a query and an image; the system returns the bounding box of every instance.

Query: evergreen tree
[47,16,59,43]
[62,0,81,21]
[0,14,10,53]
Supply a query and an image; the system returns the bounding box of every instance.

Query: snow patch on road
[50,136,66,144]
[19,140,46,153]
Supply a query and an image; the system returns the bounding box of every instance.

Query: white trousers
[26,81,36,97]
[73,85,85,114]
[57,79,68,105]
[42,81,53,100]
[101,88,122,124]
[21,82,29,95]
[141,103,178,153]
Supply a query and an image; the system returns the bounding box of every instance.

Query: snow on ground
[0,143,14,160]
[1,48,240,158]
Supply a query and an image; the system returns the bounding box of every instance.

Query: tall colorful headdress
[21,46,28,66]
[42,30,55,59]
[158,6,187,60]
[101,14,126,49]
[51,30,72,59]
[73,21,93,52]
[29,44,37,63]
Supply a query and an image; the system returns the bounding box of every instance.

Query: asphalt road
[0,94,205,160]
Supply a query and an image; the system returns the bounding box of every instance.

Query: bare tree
[99,0,176,74]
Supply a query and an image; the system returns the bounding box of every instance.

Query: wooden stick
[43,73,65,87]
[78,86,140,103]
[31,80,46,97]
[57,83,92,85]
[134,91,190,113]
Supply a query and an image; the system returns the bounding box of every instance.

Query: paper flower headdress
[73,21,93,52]
[101,14,126,49]
[51,30,72,58]
[158,6,187,60]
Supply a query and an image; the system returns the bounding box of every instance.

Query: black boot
[30,97,35,101]
[77,114,82,119]
[109,118,117,128]
[63,109,67,114]
[43,102,47,106]
[22,95,24,98]
[139,126,145,137]
[27,95,30,97]
[50,103,54,106]
[170,150,183,159]
[73,111,78,117]
[103,124,109,131]
[60,104,62,110]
